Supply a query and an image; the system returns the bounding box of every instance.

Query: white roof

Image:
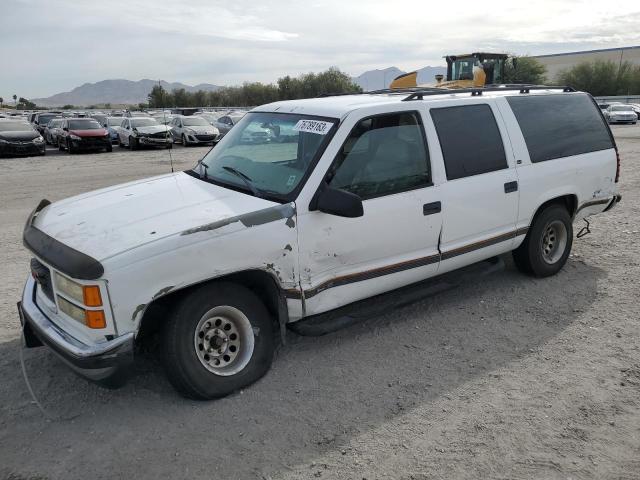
[252,88,577,119]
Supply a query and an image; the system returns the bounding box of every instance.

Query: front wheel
[129,136,137,150]
[513,204,573,277]
[162,282,275,400]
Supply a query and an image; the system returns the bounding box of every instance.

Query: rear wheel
[513,204,573,277]
[182,134,188,146]
[162,282,275,400]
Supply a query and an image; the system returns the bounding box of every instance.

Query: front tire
[129,136,138,150]
[162,282,275,400]
[513,204,573,277]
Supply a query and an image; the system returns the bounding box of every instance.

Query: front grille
[30,258,54,301]
[78,137,107,147]
[196,134,215,141]
[149,131,169,139]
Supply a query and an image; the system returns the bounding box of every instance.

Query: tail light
[615,148,621,183]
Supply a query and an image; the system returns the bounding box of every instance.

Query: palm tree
[13,94,17,106]
[0,97,3,108]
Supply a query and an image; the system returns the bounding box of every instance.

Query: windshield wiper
[222,166,260,197]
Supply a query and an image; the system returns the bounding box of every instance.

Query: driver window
[327,112,431,201]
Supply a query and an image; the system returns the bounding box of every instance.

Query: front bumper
[139,136,172,146]
[18,276,134,381]
[0,141,45,156]
[71,138,111,150]
[185,133,218,144]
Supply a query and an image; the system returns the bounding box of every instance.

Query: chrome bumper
[18,277,134,378]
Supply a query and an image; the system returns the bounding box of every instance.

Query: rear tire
[162,282,275,400]
[182,134,188,146]
[513,204,573,277]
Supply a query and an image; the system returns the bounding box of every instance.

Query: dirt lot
[1,128,639,480]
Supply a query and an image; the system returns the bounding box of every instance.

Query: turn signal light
[82,285,103,307]
[85,310,106,329]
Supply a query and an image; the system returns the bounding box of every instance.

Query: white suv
[18,86,621,399]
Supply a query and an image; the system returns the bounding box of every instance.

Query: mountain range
[32,79,222,107]
[29,66,447,107]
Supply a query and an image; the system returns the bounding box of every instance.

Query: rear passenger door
[428,102,520,272]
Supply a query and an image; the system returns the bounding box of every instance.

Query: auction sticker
[293,119,333,135]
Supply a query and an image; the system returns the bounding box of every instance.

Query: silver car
[605,104,637,124]
[169,115,219,146]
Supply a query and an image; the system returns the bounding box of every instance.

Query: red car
[58,118,112,153]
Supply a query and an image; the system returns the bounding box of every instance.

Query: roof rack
[402,85,576,101]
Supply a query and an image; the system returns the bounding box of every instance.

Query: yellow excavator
[389,52,509,89]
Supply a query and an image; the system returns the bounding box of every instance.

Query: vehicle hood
[183,125,217,134]
[135,125,170,135]
[70,129,108,137]
[32,172,284,262]
[0,130,39,141]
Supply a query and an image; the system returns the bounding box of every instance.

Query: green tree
[0,97,3,108]
[503,56,547,84]
[62,104,75,110]
[17,97,36,109]
[557,60,640,95]
[13,94,17,106]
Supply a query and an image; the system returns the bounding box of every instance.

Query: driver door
[296,110,442,316]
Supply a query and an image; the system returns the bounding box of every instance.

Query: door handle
[423,201,441,215]
[504,181,518,193]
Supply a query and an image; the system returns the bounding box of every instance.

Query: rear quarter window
[506,93,614,163]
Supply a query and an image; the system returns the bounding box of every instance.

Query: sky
[1,0,640,99]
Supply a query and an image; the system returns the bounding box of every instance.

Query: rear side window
[506,94,614,163]
[431,104,508,180]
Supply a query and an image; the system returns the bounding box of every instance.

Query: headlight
[54,271,102,307]
[33,136,44,143]
[212,127,219,134]
[70,134,81,141]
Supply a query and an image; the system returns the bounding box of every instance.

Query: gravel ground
[0,127,639,480]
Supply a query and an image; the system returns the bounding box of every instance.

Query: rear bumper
[18,277,134,381]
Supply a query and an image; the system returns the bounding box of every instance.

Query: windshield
[49,119,63,127]
[131,118,159,127]
[198,112,336,200]
[183,117,209,126]
[611,105,632,111]
[0,121,33,132]
[69,119,101,129]
[38,114,58,124]
[107,117,122,126]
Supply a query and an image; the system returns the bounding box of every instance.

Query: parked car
[17,87,621,399]
[125,111,148,118]
[197,112,224,126]
[117,117,172,149]
[43,118,65,145]
[100,117,124,144]
[627,103,640,119]
[57,118,112,153]
[152,114,175,125]
[214,112,246,138]
[169,115,219,145]
[0,119,45,156]
[604,104,637,124]
[33,112,61,135]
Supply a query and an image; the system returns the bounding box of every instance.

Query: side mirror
[316,185,363,218]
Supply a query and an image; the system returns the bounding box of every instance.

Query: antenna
[159,79,174,173]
